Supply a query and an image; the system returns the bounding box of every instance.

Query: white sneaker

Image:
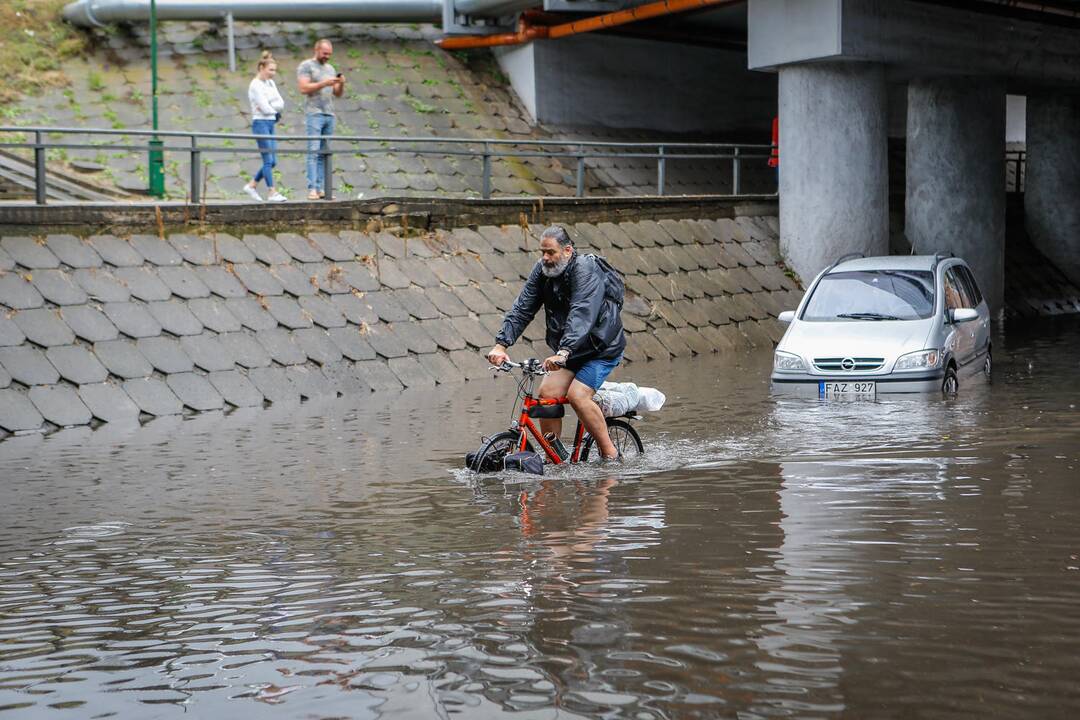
[242,184,263,202]
[267,190,288,203]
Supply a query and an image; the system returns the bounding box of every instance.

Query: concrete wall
[496,35,777,134]
[0,215,797,437]
[1026,93,1080,286]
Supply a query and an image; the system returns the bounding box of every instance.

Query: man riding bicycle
[486,225,625,461]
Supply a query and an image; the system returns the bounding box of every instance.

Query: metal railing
[1006,149,1026,193]
[0,126,775,205]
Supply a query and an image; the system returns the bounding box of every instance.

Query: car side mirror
[950,308,979,323]
[778,310,796,323]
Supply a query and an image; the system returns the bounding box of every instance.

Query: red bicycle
[467,358,645,472]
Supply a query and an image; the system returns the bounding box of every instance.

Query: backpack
[587,253,625,309]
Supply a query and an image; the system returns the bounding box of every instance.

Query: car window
[958,265,984,306]
[943,268,972,310]
[800,270,935,321]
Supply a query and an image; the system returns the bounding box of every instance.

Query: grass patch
[0,0,91,104]
[403,95,438,114]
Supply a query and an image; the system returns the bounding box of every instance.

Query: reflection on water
[1,318,1079,717]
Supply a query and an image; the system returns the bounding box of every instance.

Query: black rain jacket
[495,252,626,364]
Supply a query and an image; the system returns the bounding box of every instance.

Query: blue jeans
[305,113,335,191]
[252,118,277,188]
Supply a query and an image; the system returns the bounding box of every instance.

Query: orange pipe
[438,0,743,49]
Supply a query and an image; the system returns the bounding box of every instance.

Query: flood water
[2,318,1079,719]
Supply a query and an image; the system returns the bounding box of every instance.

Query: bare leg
[537,369,574,438]
[567,380,617,459]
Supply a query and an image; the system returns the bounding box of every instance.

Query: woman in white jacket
[244,51,287,202]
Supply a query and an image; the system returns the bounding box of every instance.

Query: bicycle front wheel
[580,419,644,462]
[469,431,525,473]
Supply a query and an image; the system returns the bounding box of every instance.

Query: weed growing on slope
[0,0,90,104]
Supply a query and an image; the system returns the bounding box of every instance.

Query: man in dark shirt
[486,226,625,460]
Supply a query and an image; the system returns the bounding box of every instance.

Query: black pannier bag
[503,451,544,475]
[466,449,504,473]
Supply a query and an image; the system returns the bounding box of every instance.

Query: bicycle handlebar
[488,358,547,375]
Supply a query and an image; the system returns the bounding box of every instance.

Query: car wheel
[942,366,959,396]
[983,350,992,380]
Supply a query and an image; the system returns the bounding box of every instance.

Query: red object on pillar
[768,116,779,168]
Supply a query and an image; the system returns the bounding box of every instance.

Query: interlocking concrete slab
[112,267,172,302]
[216,331,272,368]
[353,359,404,392]
[308,232,354,262]
[677,300,713,329]
[103,302,163,339]
[242,233,292,265]
[647,276,685,303]
[424,287,469,317]
[334,261,379,292]
[390,289,440,319]
[78,382,140,423]
[129,234,183,266]
[420,318,467,351]
[449,316,491,349]
[416,351,460,385]
[122,377,183,416]
[1,236,60,269]
[641,247,680,275]
[676,326,714,355]
[374,257,412,290]
[59,306,118,344]
[759,317,786,344]
[340,230,377,257]
[72,267,131,303]
[388,356,435,388]
[393,323,438,355]
[302,263,348,295]
[0,389,44,432]
[232,263,284,296]
[718,295,749,323]
[731,293,768,321]
[180,334,235,372]
[0,363,9,388]
[428,257,470,287]
[210,233,256,264]
[572,223,612,251]
[286,365,336,399]
[264,296,313,329]
[447,349,489,380]
[29,385,92,427]
[297,295,346,328]
[727,267,763,293]
[625,275,661,302]
[657,219,696,245]
[596,222,635,249]
[46,234,102,268]
[477,314,504,337]
[0,316,25,347]
[0,273,44,309]
[722,242,757,269]
[187,298,242,333]
[255,327,308,365]
[276,233,324,263]
[685,244,720,271]
[365,324,408,358]
[327,326,377,361]
[147,300,203,336]
[698,325,742,353]
[705,296,735,325]
[476,226,522,254]
[621,222,659,248]
[451,227,494,254]
[225,297,278,331]
[665,246,700,272]
[330,292,378,326]
[453,286,498,315]
[94,339,153,379]
[88,235,143,267]
[13,308,76,347]
[382,258,433,290]
[0,345,60,385]
[321,361,372,396]
[364,292,411,323]
[477,282,517,312]
[157,266,211,299]
[705,269,744,296]
[452,255,492,285]
[633,332,672,361]
[136,336,195,374]
[373,231,407,259]
[270,264,317,297]
[739,320,774,348]
[293,328,344,365]
[477,253,519,283]
[167,372,224,411]
[247,366,300,405]
[168,234,217,265]
[0,245,12,272]
[46,345,108,384]
[208,370,264,407]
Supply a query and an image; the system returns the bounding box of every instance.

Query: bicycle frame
[515,394,588,465]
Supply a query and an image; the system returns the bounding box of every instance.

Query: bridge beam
[1026,93,1080,287]
[906,77,1006,312]
[778,61,888,282]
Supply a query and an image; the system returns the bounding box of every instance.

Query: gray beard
[541,256,569,277]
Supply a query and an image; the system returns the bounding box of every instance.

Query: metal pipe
[64,0,443,26]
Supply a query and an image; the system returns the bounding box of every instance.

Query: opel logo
[841,357,856,371]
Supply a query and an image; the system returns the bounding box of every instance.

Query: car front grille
[813,357,885,372]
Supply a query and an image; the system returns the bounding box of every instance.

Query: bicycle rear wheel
[580,419,644,462]
[468,431,526,473]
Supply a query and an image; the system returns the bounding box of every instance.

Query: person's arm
[297,66,334,96]
[268,81,285,112]
[332,74,345,97]
[250,81,276,117]
[557,257,605,358]
[496,264,544,349]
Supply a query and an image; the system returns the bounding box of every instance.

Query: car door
[943,266,976,367]
[957,264,991,359]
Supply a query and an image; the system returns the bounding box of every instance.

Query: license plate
[819,381,876,397]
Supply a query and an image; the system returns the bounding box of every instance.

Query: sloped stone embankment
[0,216,797,436]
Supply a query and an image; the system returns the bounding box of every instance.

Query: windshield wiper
[836,312,902,321]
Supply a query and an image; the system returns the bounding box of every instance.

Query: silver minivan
[771,254,992,397]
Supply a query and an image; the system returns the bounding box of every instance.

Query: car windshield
[801,270,935,321]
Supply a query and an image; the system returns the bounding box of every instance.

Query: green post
[148,0,165,197]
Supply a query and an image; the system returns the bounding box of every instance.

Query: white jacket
[248,78,284,121]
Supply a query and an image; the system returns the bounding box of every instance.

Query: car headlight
[773,351,806,372]
[894,349,941,371]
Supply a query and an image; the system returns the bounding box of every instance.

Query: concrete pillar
[778,62,888,283]
[1025,93,1080,286]
[906,77,1006,311]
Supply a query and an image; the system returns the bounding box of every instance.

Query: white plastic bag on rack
[635,387,666,412]
[593,382,640,417]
